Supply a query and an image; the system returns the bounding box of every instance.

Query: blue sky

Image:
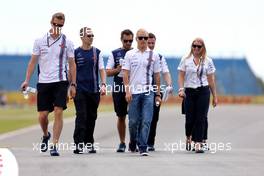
[1,0,264,79]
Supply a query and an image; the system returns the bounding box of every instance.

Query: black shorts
[37,81,69,112]
[112,92,128,117]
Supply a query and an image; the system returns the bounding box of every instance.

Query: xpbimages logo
[163,140,232,153]
[0,148,19,176]
[99,83,169,95]
[32,142,100,153]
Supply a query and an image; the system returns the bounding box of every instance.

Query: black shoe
[40,132,51,152]
[140,150,149,156]
[194,143,205,153]
[148,145,155,152]
[88,146,97,154]
[116,143,126,153]
[195,149,205,153]
[128,142,137,152]
[73,148,84,154]
[50,145,60,156]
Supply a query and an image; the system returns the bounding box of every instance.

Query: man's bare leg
[38,111,49,136]
[53,107,63,145]
[117,116,126,143]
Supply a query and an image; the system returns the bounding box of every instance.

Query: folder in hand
[162,86,173,102]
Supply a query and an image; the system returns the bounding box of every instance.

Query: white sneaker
[140,152,149,156]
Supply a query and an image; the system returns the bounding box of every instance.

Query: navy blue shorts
[112,92,128,117]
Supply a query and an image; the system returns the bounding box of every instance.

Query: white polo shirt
[159,55,170,73]
[32,33,74,83]
[123,48,161,94]
[177,55,216,88]
[106,53,115,69]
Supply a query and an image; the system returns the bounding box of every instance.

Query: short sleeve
[106,53,115,69]
[177,57,186,71]
[160,56,169,73]
[32,39,40,55]
[206,58,216,75]
[122,52,131,70]
[66,40,74,58]
[153,53,161,73]
[98,52,105,70]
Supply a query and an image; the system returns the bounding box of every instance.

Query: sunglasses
[53,23,64,27]
[123,39,133,43]
[192,44,203,49]
[137,36,148,41]
[55,15,64,20]
[148,42,155,45]
[86,34,94,38]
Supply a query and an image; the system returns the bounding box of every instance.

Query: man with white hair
[123,28,161,156]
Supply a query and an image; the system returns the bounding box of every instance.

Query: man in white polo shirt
[123,28,161,156]
[20,12,76,156]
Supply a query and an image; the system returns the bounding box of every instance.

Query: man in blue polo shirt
[106,29,134,152]
[73,27,106,154]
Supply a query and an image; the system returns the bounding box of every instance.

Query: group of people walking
[21,12,217,156]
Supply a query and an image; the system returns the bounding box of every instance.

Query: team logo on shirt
[77,53,82,58]
[117,52,122,57]
[40,48,48,55]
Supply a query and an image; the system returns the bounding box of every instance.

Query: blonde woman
[178,38,217,153]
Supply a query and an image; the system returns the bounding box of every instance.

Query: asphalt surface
[0,105,264,176]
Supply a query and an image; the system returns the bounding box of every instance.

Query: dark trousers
[184,86,210,142]
[204,116,208,140]
[73,92,100,146]
[147,94,162,146]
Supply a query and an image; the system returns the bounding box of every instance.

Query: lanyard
[92,47,98,92]
[196,58,204,86]
[146,50,153,87]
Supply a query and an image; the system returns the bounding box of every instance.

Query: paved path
[0,105,264,176]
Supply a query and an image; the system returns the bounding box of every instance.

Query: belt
[185,86,209,91]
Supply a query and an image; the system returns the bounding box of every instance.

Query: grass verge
[0,103,113,134]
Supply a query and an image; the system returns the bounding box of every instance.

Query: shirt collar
[47,32,62,41]
[135,48,151,53]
